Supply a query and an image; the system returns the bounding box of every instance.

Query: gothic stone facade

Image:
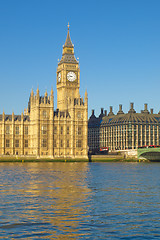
[88,103,160,151]
[0,28,88,159]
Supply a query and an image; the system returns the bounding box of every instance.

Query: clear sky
[0,0,160,116]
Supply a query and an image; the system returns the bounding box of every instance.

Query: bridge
[137,147,160,161]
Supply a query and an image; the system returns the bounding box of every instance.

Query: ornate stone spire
[51,87,53,96]
[64,22,74,48]
[36,87,39,96]
[45,90,48,97]
[58,23,78,65]
[31,88,34,97]
[3,110,5,120]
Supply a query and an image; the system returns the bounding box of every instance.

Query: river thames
[0,162,160,239]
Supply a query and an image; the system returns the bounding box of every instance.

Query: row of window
[5,126,28,135]
[100,125,159,131]
[6,139,28,148]
[54,139,82,148]
[5,139,47,149]
[5,139,82,149]
[54,126,82,135]
[4,125,83,136]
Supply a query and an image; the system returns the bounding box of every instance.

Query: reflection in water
[0,163,92,239]
[26,163,92,238]
[1,162,160,239]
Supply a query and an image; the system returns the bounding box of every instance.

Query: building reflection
[21,162,92,238]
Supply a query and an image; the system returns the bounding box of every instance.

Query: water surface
[0,162,160,239]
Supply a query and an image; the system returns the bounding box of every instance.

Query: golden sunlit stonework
[0,27,88,159]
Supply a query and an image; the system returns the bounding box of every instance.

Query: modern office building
[88,103,160,151]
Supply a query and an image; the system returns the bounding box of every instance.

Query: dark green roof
[102,112,160,125]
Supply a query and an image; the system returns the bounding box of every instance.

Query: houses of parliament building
[0,26,88,159]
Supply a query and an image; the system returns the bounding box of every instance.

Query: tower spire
[64,23,73,48]
[58,23,78,65]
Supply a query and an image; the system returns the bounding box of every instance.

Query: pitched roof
[64,29,73,48]
[58,28,78,65]
[59,54,78,64]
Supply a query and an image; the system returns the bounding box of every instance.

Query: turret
[36,87,40,104]
[2,110,5,121]
[36,87,39,97]
[21,112,24,122]
[12,111,14,122]
[45,90,48,97]
[85,89,88,106]
[31,88,34,97]
[50,88,54,105]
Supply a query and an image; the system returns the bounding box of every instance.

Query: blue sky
[0,0,160,116]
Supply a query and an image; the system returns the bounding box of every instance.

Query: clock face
[58,72,61,82]
[67,72,76,82]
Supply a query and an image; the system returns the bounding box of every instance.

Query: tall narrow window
[15,126,19,135]
[61,127,63,135]
[76,140,82,148]
[43,110,47,118]
[6,139,10,148]
[15,140,19,148]
[67,126,69,135]
[78,127,82,135]
[6,125,10,135]
[67,140,69,148]
[41,139,47,148]
[24,126,28,135]
[54,126,57,134]
[24,140,28,148]
[42,125,47,135]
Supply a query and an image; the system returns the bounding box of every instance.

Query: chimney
[144,103,148,111]
[150,108,153,114]
[101,108,104,115]
[104,110,107,116]
[117,104,124,115]
[128,102,136,113]
[130,102,134,109]
[92,109,95,115]
[108,106,114,116]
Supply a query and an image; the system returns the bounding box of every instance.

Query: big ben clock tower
[55,24,88,159]
[57,23,80,111]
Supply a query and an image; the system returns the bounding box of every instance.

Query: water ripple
[0,162,160,239]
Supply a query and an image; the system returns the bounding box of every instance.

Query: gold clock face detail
[67,72,76,82]
[58,72,61,82]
